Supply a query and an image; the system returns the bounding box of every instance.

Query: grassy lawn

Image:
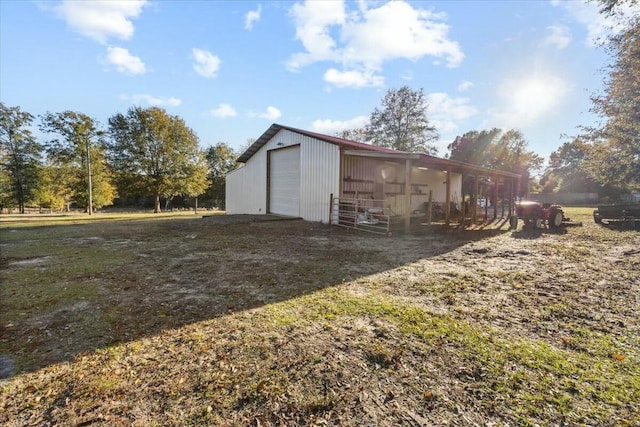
[0,208,638,426]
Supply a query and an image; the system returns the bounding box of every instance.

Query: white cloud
[244,5,262,30]
[340,1,464,68]
[192,48,221,78]
[457,80,474,92]
[106,46,146,74]
[209,104,237,118]
[310,116,369,134]
[544,25,571,50]
[489,74,573,128]
[553,1,638,47]
[287,0,346,70]
[120,93,182,107]
[55,0,148,44]
[249,106,282,120]
[401,70,414,81]
[287,0,463,88]
[323,68,384,88]
[426,92,478,136]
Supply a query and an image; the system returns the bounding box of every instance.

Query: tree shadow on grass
[0,215,515,377]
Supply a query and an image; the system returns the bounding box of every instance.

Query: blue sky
[1,1,636,161]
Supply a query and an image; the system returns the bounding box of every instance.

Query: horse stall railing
[331,197,391,235]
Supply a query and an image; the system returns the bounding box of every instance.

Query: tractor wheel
[535,217,543,229]
[549,210,563,228]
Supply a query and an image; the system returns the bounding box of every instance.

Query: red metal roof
[235,123,520,179]
[236,123,401,163]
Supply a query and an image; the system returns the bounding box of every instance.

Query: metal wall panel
[225,161,266,215]
[269,146,301,216]
[299,137,340,223]
[225,128,340,223]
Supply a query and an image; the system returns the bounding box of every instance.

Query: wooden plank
[404,159,412,233]
[445,167,451,226]
[472,175,479,224]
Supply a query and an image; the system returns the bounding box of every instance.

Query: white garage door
[269,146,300,217]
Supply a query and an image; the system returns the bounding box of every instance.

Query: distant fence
[621,193,640,203]
[534,193,599,204]
[0,207,54,214]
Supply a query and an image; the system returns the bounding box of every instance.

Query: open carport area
[1,209,639,426]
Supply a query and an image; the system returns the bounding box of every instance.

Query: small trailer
[593,203,640,228]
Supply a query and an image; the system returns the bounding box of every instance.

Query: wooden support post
[484,184,489,222]
[459,173,465,224]
[472,175,479,224]
[445,167,451,226]
[493,176,498,220]
[404,159,412,233]
[501,178,506,218]
[427,189,432,225]
[329,192,333,225]
[508,180,513,218]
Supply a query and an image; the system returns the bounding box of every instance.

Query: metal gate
[331,197,391,235]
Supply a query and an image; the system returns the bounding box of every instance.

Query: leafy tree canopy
[335,128,368,143]
[203,142,238,209]
[544,138,601,193]
[448,128,543,175]
[0,103,42,213]
[365,86,439,154]
[447,128,543,196]
[581,12,640,190]
[108,107,209,213]
[40,111,115,211]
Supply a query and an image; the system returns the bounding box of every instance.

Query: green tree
[0,103,43,213]
[0,167,15,212]
[40,111,116,212]
[597,0,638,16]
[582,15,640,191]
[108,107,209,213]
[365,86,439,154]
[203,142,238,209]
[447,128,502,167]
[335,128,368,143]
[448,128,542,174]
[34,161,75,211]
[447,128,543,196]
[545,138,601,193]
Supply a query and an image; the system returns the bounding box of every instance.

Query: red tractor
[511,201,565,229]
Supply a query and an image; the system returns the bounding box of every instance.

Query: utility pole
[86,136,93,215]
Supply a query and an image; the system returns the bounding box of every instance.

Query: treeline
[0,104,239,214]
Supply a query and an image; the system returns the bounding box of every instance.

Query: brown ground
[0,209,638,426]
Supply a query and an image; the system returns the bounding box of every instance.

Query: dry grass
[1,208,638,426]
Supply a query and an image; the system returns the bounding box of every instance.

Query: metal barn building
[226,124,521,233]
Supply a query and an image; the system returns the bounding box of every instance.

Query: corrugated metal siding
[269,145,301,216]
[225,128,339,223]
[300,137,340,223]
[225,162,267,214]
